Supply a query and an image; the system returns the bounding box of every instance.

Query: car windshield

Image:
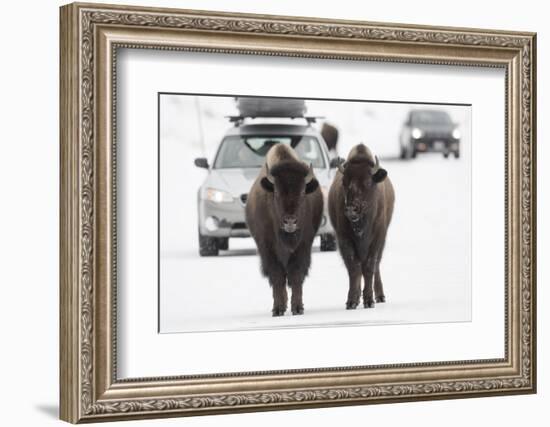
[411,111,452,125]
[213,135,326,169]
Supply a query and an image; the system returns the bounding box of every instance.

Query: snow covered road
[160,154,471,333]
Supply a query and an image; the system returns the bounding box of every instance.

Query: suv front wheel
[320,233,337,251]
[199,231,219,256]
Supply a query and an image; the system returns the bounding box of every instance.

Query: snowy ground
[159,95,471,333]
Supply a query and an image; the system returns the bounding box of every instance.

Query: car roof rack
[225,115,325,127]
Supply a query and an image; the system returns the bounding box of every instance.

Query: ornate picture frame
[60,2,536,423]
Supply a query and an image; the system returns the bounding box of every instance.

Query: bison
[245,144,323,316]
[321,122,339,153]
[328,144,395,309]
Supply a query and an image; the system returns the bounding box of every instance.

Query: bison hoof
[346,301,359,310]
[292,306,304,315]
[364,300,375,309]
[272,307,286,317]
[376,296,386,303]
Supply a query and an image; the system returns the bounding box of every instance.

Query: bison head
[260,161,319,234]
[338,154,387,234]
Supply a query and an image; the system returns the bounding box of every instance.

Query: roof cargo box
[236,97,307,118]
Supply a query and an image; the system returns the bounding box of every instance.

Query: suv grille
[426,131,450,139]
[232,222,248,230]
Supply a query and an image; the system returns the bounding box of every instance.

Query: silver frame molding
[60,2,537,423]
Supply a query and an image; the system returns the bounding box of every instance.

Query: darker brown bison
[245,144,323,316]
[321,122,339,153]
[328,144,395,309]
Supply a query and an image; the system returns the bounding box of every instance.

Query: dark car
[399,109,461,159]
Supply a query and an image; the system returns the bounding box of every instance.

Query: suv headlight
[202,188,233,203]
[452,128,461,139]
[411,128,424,139]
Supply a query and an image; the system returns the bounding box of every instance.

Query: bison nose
[347,205,359,216]
[282,215,297,226]
[346,205,360,222]
[281,215,298,233]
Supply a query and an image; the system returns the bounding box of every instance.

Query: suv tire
[199,232,219,256]
[218,238,229,251]
[320,233,337,251]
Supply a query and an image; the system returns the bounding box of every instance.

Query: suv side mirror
[329,157,344,168]
[194,157,209,169]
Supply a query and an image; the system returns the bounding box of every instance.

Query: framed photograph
[60,2,537,423]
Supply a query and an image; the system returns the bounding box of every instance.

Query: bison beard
[328,144,395,309]
[245,144,323,316]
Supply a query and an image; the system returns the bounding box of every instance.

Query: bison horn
[337,160,346,174]
[266,165,275,184]
[371,155,380,175]
[305,163,315,184]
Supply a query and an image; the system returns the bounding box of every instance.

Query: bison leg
[289,280,304,315]
[373,240,387,303]
[338,238,362,310]
[346,263,362,310]
[268,265,288,317]
[374,268,386,303]
[287,251,309,315]
[362,260,376,308]
[271,280,288,316]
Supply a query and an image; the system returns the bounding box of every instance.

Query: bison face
[260,161,319,234]
[339,155,387,234]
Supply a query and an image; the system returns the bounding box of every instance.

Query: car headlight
[452,128,461,139]
[202,187,233,203]
[411,128,423,139]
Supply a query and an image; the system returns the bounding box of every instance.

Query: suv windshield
[213,135,326,169]
[411,110,452,125]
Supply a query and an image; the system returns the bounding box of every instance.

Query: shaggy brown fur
[328,144,395,309]
[246,144,323,316]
